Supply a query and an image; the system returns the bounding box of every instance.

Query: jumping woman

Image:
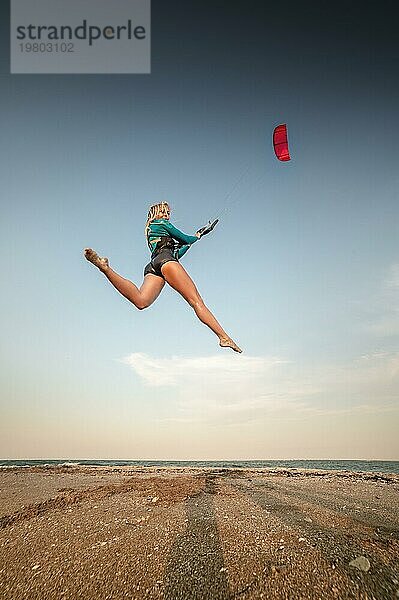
[84,201,242,353]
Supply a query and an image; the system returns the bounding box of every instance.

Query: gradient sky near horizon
[1,1,398,460]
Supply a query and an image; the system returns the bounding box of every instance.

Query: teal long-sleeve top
[147,219,198,259]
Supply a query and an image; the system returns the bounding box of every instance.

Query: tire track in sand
[230,478,398,600]
[164,475,232,600]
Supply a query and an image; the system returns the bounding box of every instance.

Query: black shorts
[143,249,178,279]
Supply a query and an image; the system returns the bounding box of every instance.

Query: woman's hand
[196,219,219,239]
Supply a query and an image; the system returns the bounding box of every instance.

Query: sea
[1,459,398,474]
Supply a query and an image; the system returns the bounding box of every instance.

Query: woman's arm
[164,221,198,246]
[175,244,191,259]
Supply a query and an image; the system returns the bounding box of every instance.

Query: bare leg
[84,248,164,310]
[161,261,242,352]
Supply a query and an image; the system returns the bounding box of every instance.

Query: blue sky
[1,1,398,459]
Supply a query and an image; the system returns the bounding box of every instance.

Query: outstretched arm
[164,221,198,246]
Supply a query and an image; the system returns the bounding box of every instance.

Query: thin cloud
[120,352,313,424]
[121,353,288,387]
[120,351,399,425]
[386,264,399,290]
[365,263,399,337]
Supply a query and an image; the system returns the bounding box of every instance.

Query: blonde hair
[145,201,170,241]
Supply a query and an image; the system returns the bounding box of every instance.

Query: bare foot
[219,337,242,353]
[84,248,109,272]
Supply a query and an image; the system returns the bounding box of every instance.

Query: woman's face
[162,204,170,220]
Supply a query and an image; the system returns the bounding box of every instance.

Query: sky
[1,0,398,460]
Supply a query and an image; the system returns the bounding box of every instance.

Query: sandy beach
[0,466,398,599]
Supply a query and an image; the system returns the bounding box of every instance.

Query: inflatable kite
[273,124,291,162]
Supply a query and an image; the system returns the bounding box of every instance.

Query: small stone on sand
[349,556,370,572]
